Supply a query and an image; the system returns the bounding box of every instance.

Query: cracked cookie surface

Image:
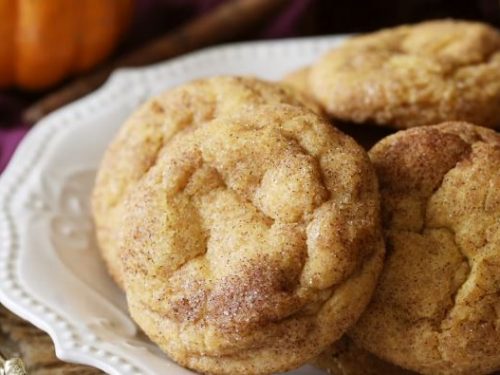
[119,104,384,375]
[310,20,500,129]
[351,122,500,375]
[92,76,323,287]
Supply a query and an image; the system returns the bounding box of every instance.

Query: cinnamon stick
[23,0,289,124]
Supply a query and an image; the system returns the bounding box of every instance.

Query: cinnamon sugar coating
[351,122,500,374]
[92,76,323,287]
[119,104,384,375]
[310,20,500,129]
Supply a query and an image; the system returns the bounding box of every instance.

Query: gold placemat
[0,305,101,374]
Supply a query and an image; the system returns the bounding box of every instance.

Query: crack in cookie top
[310,20,500,129]
[92,76,324,287]
[351,122,500,375]
[119,104,384,375]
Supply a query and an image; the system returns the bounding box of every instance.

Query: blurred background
[0,0,499,171]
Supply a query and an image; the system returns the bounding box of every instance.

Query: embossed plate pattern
[0,36,346,375]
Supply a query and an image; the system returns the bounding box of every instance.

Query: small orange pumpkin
[0,0,133,90]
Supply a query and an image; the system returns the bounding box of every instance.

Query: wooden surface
[0,305,101,374]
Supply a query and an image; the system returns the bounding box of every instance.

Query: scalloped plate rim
[0,35,348,375]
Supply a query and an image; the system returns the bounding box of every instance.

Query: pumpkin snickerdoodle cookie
[91,76,322,287]
[310,20,500,129]
[350,122,500,375]
[119,104,384,375]
[283,66,393,150]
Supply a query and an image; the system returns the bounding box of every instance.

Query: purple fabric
[0,127,28,172]
[259,0,315,38]
[0,94,31,172]
[0,0,313,173]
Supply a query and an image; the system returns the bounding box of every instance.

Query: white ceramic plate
[0,36,347,375]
